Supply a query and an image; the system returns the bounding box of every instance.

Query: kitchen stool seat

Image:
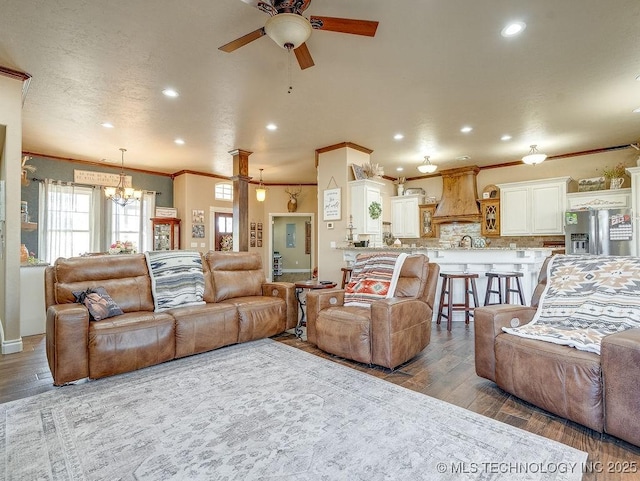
[484,271,525,306]
[436,272,479,331]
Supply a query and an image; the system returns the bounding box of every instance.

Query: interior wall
[0,76,24,353]
[173,171,318,273]
[272,216,311,272]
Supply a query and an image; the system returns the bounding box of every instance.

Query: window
[38,181,100,263]
[39,181,156,263]
[107,191,154,252]
[215,182,233,201]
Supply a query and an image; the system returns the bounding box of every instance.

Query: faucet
[459,235,473,248]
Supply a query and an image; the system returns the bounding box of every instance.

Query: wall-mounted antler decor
[285,186,302,212]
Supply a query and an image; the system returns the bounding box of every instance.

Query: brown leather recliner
[305,254,440,369]
[475,256,640,447]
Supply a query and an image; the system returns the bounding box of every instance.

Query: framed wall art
[323,187,341,221]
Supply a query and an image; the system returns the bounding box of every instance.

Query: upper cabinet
[349,179,384,237]
[390,194,423,238]
[498,177,571,236]
[479,198,500,237]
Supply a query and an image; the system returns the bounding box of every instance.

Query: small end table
[294,280,337,338]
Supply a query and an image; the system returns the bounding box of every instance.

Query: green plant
[368,201,382,219]
[601,162,626,179]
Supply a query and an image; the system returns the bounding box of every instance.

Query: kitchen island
[339,247,553,323]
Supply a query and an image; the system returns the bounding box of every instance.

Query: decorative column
[229,149,252,252]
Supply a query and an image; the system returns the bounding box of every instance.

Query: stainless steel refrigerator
[565,209,635,256]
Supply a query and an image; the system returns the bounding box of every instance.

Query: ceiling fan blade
[309,16,379,37]
[294,43,315,70]
[218,28,266,52]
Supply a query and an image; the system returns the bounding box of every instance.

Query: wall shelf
[21,222,37,231]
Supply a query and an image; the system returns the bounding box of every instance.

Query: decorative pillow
[145,250,206,311]
[73,287,124,321]
[344,253,408,307]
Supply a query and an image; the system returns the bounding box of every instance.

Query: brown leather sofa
[475,257,640,447]
[45,251,296,386]
[305,254,440,369]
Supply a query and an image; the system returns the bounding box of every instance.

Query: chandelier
[522,144,547,165]
[105,148,142,207]
[417,156,438,174]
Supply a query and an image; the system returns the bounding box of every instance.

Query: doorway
[209,206,233,251]
[268,213,314,282]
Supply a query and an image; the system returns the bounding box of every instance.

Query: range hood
[432,166,481,224]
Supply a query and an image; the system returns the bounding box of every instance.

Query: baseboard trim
[2,337,24,354]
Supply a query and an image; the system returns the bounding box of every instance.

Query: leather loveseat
[45,251,296,386]
[475,256,640,447]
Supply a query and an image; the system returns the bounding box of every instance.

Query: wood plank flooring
[2,324,640,480]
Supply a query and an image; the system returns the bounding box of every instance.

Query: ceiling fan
[219,0,379,70]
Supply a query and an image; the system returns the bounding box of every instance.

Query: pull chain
[286,43,293,94]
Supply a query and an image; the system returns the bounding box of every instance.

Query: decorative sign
[323,188,341,221]
[74,169,132,187]
[155,207,178,218]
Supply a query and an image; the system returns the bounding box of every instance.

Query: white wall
[0,76,24,353]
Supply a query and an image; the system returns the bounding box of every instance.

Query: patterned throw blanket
[344,252,408,307]
[145,250,206,311]
[503,255,640,354]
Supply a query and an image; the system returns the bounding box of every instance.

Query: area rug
[1,340,586,480]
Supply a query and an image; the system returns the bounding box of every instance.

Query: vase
[397,184,404,196]
[610,177,624,190]
[20,244,29,263]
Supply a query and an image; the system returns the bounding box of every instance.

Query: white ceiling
[2,0,640,184]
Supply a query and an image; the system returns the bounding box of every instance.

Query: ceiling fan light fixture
[522,144,547,165]
[264,13,312,50]
[417,156,438,174]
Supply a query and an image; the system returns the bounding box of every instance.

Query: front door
[214,212,233,251]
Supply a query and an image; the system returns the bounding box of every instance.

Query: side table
[294,280,337,338]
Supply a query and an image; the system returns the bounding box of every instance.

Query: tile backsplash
[396,222,564,249]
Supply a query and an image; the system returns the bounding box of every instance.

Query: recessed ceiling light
[501,21,526,37]
[396,167,404,172]
[162,88,179,98]
[456,155,471,161]
[394,134,404,140]
[174,138,185,145]
[460,126,473,133]
[635,75,640,81]
[101,122,114,129]
[634,107,640,113]
[266,123,278,131]
[501,134,512,141]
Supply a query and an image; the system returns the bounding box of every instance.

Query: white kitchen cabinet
[391,195,423,238]
[498,177,570,236]
[566,188,631,210]
[349,179,384,238]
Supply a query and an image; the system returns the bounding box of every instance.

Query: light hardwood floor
[2,324,639,481]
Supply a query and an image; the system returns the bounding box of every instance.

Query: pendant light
[522,144,547,165]
[417,156,438,174]
[104,148,142,206]
[256,169,266,202]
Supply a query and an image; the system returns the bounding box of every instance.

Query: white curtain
[38,180,101,264]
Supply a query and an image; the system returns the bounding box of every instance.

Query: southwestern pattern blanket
[503,254,640,354]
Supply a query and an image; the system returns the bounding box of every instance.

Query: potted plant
[602,162,626,189]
